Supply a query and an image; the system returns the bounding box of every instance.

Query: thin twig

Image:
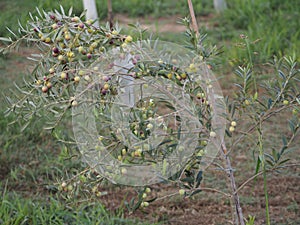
[198,187,231,197]
[155,187,230,202]
[155,192,179,201]
[229,105,290,153]
[235,163,300,194]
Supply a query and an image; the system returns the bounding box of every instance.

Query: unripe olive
[231,121,237,127]
[210,131,216,138]
[125,35,133,43]
[103,83,110,90]
[74,76,80,82]
[71,16,80,22]
[60,72,68,79]
[58,55,65,61]
[49,68,55,74]
[179,189,185,195]
[111,30,118,35]
[71,100,78,107]
[121,168,127,174]
[46,82,52,88]
[283,100,289,105]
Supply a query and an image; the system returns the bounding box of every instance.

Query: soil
[113,14,215,34]
[98,163,299,225]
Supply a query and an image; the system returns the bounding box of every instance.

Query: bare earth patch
[97,165,299,225]
[113,14,215,34]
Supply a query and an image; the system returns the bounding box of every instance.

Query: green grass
[0,0,80,37]
[0,192,151,225]
[216,0,300,63]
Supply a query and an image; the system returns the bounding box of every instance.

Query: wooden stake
[83,0,100,28]
[187,0,199,36]
[107,0,113,29]
[187,1,245,223]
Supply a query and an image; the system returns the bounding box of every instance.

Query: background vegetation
[0,0,299,63]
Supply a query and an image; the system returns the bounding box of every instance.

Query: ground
[97,162,299,224]
[114,14,194,33]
